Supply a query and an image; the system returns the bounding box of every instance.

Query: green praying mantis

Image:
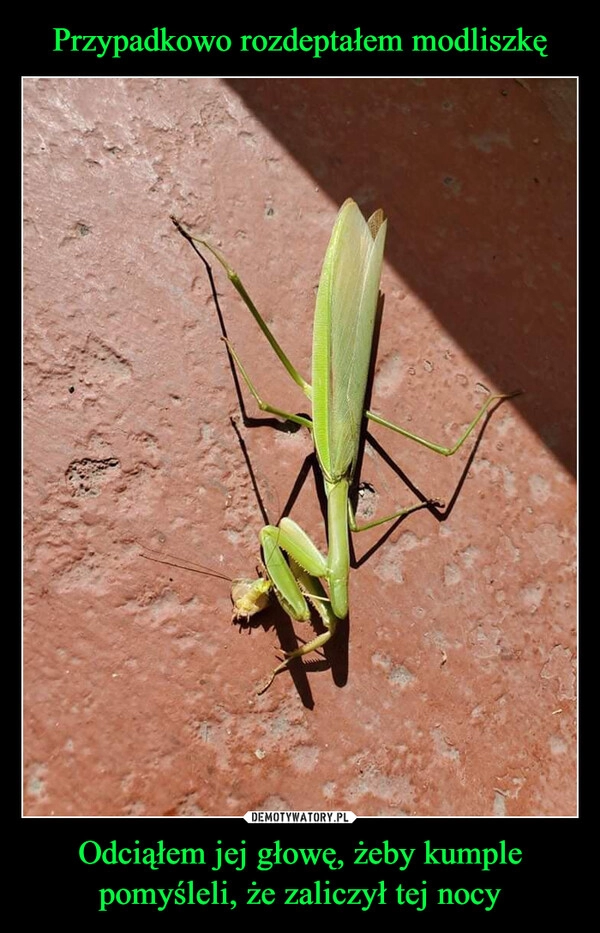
[174,199,518,693]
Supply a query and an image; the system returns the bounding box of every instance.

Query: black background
[20,13,580,922]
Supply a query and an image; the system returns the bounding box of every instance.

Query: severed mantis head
[141,548,273,624]
[230,574,272,622]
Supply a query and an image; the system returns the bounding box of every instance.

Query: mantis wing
[311,199,387,484]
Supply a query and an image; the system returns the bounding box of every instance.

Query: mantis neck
[326,478,350,619]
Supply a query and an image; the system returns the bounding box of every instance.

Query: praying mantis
[174,199,517,692]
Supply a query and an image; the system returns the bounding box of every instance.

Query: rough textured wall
[24,78,576,816]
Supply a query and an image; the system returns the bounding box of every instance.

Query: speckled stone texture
[24,78,575,816]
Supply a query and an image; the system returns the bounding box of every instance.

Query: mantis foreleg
[257,535,337,694]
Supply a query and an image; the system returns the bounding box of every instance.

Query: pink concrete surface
[24,78,576,816]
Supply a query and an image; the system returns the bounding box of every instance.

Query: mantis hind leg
[222,338,313,429]
[173,219,313,399]
[365,390,521,457]
[349,392,520,533]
